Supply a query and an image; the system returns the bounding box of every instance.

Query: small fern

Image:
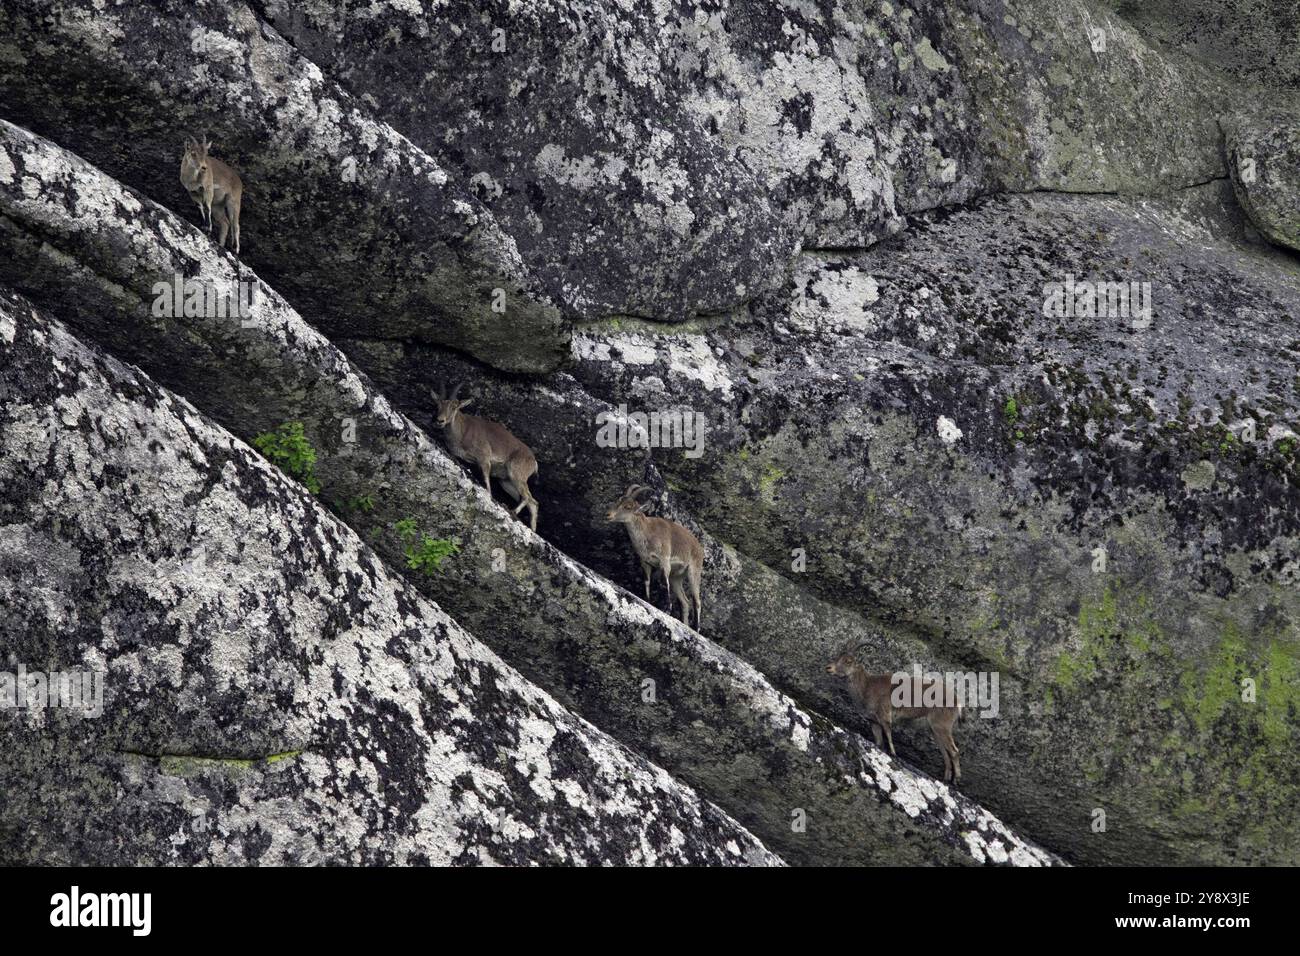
[394,518,458,576]
[252,421,322,495]
[346,494,376,514]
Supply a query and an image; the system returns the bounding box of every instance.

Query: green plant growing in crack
[394,517,458,575]
[252,421,321,494]
[1003,395,1028,441]
[335,494,377,515]
[1003,396,1019,426]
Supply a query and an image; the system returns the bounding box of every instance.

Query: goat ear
[457,397,473,409]
[202,135,212,152]
[636,501,654,514]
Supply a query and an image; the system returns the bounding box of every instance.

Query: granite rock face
[0,0,1237,329]
[1102,2,1300,257]
[1224,109,1300,253]
[345,181,1300,865]
[1,0,1296,867]
[258,0,1227,321]
[0,0,565,372]
[553,187,1300,865]
[0,293,781,866]
[1108,0,1300,91]
[0,121,1059,866]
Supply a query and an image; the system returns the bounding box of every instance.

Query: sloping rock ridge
[2,0,1298,866]
[0,119,1058,865]
[0,0,566,372]
[0,293,779,866]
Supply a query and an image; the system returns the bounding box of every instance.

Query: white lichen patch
[571,329,661,368]
[790,258,881,333]
[913,36,950,73]
[612,335,659,365]
[535,143,625,191]
[188,27,247,68]
[936,415,962,444]
[666,336,735,399]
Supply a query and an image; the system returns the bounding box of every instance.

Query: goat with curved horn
[432,384,539,531]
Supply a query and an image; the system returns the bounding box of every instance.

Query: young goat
[826,649,962,783]
[433,383,539,531]
[605,485,703,630]
[179,135,244,254]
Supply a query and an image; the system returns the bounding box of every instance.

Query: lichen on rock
[0,292,781,866]
[2,0,1296,869]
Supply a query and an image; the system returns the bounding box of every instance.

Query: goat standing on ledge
[826,650,962,783]
[179,134,244,254]
[606,485,703,630]
[433,383,539,531]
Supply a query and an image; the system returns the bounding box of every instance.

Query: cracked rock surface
[0,292,782,866]
[258,0,1229,322]
[2,0,1298,866]
[0,0,565,372]
[0,120,1058,865]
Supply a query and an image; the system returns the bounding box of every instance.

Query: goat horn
[449,382,464,401]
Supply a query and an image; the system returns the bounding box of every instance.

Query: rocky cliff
[1,0,1296,866]
[0,293,778,865]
